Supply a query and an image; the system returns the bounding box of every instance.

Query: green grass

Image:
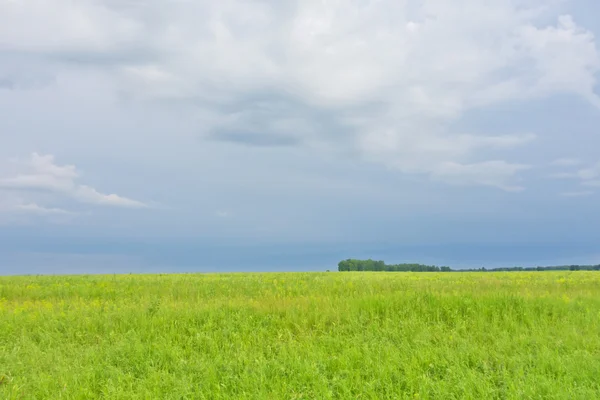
[1,272,599,399]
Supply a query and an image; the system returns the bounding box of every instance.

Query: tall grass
[1,272,599,399]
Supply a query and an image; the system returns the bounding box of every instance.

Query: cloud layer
[2,0,599,192]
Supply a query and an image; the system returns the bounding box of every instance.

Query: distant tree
[337,260,349,272]
[337,259,600,273]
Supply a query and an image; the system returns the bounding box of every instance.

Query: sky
[1,0,600,274]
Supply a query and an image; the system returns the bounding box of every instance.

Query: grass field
[1,272,599,399]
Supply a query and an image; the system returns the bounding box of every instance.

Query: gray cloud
[2,2,598,193]
[208,129,302,147]
[0,79,14,89]
[0,52,56,90]
[48,48,156,67]
[200,93,352,148]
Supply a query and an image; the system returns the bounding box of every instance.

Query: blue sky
[1,0,600,274]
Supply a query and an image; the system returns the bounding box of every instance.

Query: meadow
[1,272,599,399]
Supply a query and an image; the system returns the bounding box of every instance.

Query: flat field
[1,272,599,399]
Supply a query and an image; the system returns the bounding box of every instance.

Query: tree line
[337,259,600,272]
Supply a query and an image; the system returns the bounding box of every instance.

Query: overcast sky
[1,0,600,273]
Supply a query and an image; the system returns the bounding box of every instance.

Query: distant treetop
[337,259,600,272]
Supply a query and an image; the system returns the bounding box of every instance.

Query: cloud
[208,129,302,148]
[560,191,594,197]
[215,210,231,218]
[582,180,600,187]
[0,193,78,225]
[552,158,582,167]
[14,203,74,215]
[577,162,600,181]
[0,52,57,90]
[430,161,530,191]
[0,153,148,210]
[1,1,600,191]
[359,130,535,189]
[0,78,14,89]
[74,185,148,208]
[551,161,600,193]
[549,172,577,179]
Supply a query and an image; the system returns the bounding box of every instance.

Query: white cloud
[14,203,74,215]
[0,194,77,225]
[215,210,231,218]
[1,1,600,191]
[74,185,148,208]
[577,162,600,181]
[0,153,148,210]
[552,161,600,193]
